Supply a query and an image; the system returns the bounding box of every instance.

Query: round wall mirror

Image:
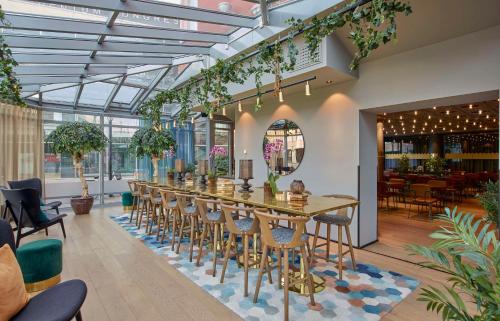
[263,119,305,175]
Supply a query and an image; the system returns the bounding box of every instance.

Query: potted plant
[263,140,283,197]
[477,180,499,229]
[407,208,499,321]
[207,146,227,187]
[185,163,196,180]
[46,121,107,215]
[129,126,175,182]
[398,153,410,173]
[167,168,175,181]
[424,154,445,176]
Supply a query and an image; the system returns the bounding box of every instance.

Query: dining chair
[159,188,178,245]
[219,203,260,297]
[127,180,140,223]
[173,192,200,262]
[407,183,437,219]
[195,197,226,276]
[309,194,358,280]
[253,208,315,321]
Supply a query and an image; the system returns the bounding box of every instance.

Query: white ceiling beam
[3,14,228,43]
[28,0,255,28]
[15,65,127,75]
[129,67,171,114]
[18,75,82,85]
[12,53,173,65]
[103,75,126,112]
[4,35,211,55]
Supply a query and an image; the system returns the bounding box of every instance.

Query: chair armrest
[45,201,62,209]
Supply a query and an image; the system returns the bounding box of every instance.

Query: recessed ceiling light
[388,119,391,123]
[456,115,460,119]
[413,119,416,123]
[383,112,387,116]
[466,119,469,123]
[399,115,403,120]
[479,110,482,115]
[433,106,437,110]
[486,114,490,119]
[326,80,334,84]
[414,111,418,115]
[469,104,473,109]
[446,110,450,115]
[439,119,442,123]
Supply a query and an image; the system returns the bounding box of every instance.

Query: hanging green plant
[0,6,26,107]
[288,0,412,70]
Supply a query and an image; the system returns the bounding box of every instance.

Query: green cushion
[122,192,133,206]
[38,210,50,223]
[16,239,63,284]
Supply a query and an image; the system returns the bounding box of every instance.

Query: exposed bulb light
[434,125,437,128]
[473,122,476,125]
[494,118,496,123]
[413,119,416,123]
[448,122,451,126]
[463,127,467,130]
[222,106,226,116]
[424,122,428,126]
[305,81,311,96]
[431,129,434,133]
[383,112,387,116]
[278,90,284,103]
[485,127,488,130]
[238,101,242,112]
[456,124,459,128]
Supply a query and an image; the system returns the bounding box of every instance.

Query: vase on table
[263,182,274,199]
[290,180,305,195]
[208,177,218,188]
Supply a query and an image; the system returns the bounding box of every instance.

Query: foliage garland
[139,0,412,119]
[0,6,26,106]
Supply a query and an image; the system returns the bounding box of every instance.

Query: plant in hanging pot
[129,126,176,182]
[207,146,228,187]
[46,121,107,215]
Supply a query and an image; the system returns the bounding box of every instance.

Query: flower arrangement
[208,146,227,179]
[264,139,283,195]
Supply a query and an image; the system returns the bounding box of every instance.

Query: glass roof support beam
[29,0,256,28]
[129,67,171,115]
[3,14,229,43]
[12,54,173,65]
[14,65,128,76]
[17,76,83,85]
[73,83,84,109]
[103,75,127,112]
[5,35,211,55]
[259,0,269,26]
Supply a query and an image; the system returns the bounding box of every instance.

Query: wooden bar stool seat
[159,189,178,245]
[253,209,315,321]
[127,180,140,223]
[310,194,358,280]
[173,192,200,262]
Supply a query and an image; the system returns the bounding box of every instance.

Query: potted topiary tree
[46,121,108,215]
[129,126,176,181]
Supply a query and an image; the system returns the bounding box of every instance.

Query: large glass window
[214,121,233,177]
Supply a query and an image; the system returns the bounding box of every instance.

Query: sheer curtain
[0,103,44,193]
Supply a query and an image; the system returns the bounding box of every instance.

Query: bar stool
[173,192,200,262]
[159,188,177,244]
[148,186,163,235]
[219,203,261,297]
[135,182,150,228]
[195,197,225,276]
[310,194,358,280]
[127,180,140,223]
[253,209,315,321]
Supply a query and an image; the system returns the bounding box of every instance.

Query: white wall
[234,25,500,247]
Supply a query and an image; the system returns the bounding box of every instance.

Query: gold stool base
[25,274,61,293]
[237,253,272,269]
[288,272,326,295]
[123,205,133,211]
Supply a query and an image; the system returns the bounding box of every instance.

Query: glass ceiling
[0,0,298,115]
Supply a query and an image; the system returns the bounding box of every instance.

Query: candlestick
[198,160,208,185]
[175,159,185,182]
[239,159,253,193]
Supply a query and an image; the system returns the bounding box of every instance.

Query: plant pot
[70,196,94,215]
[208,177,218,188]
[185,172,193,180]
[263,182,274,199]
[167,173,175,181]
[290,180,305,195]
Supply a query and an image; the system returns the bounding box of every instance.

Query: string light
[305,81,311,96]
[399,115,403,120]
[238,101,242,112]
[413,119,416,123]
[388,119,391,123]
[466,119,469,123]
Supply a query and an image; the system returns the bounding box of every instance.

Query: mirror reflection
[263,119,305,175]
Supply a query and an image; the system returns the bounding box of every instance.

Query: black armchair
[0,220,87,321]
[8,178,62,214]
[1,188,67,247]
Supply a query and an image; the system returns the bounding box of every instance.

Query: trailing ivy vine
[139,0,412,119]
[0,6,26,106]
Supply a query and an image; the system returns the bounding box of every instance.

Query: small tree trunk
[151,155,160,180]
[73,155,89,198]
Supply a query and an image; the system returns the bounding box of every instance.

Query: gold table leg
[286,255,326,295]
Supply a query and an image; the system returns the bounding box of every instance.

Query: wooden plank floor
[23,206,450,321]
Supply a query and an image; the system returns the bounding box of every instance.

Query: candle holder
[239,159,253,193]
[175,159,185,183]
[197,160,208,186]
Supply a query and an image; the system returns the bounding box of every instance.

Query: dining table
[147,178,360,294]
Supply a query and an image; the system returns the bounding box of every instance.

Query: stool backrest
[175,192,195,216]
[321,194,358,221]
[254,208,309,249]
[159,188,174,208]
[195,197,219,224]
[220,203,259,235]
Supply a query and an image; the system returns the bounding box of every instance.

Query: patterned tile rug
[111,214,419,321]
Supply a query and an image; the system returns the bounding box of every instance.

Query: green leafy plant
[424,154,446,175]
[398,153,410,173]
[407,208,500,321]
[207,170,216,179]
[0,6,25,106]
[477,181,499,225]
[185,163,196,174]
[288,0,412,70]
[46,122,107,197]
[267,172,280,195]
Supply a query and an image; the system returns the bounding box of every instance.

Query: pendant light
[222,106,226,116]
[305,81,311,96]
[209,112,213,120]
[173,119,176,128]
[238,101,242,112]
[191,116,195,124]
[278,90,284,103]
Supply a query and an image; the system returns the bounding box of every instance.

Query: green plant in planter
[0,6,26,106]
[129,126,175,178]
[424,154,445,175]
[407,208,499,321]
[46,122,107,198]
[398,153,410,173]
[267,172,280,195]
[477,180,499,225]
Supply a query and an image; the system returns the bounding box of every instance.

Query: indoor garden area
[0,1,498,321]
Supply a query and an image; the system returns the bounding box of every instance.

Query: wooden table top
[145,179,359,217]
